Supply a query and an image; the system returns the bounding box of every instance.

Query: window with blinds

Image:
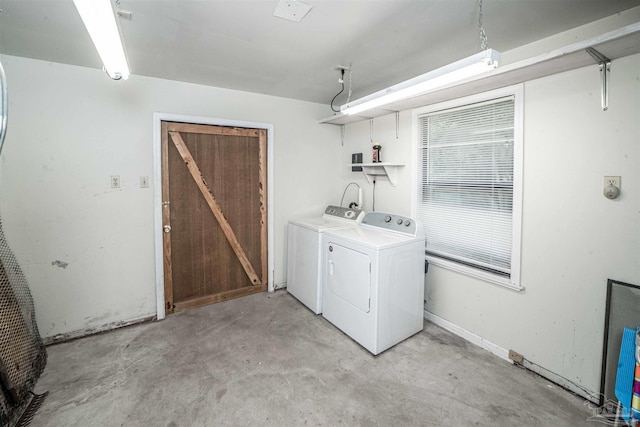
[417,93,520,283]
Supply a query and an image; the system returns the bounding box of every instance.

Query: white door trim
[152,112,275,320]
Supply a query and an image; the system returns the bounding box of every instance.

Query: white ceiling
[1,0,638,109]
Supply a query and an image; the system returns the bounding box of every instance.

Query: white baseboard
[519,357,598,403]
[423,310,598,403]
[423,310,512,363]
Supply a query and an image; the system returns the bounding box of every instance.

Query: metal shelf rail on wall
[319,23,640,126]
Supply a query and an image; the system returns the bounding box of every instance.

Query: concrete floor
[32,291,593,426]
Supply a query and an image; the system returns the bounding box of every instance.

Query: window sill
[426,256,525,292]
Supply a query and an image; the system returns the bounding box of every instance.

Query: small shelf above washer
[351,163,405,186]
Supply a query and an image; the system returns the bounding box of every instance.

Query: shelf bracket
[369,118,374,143]
[585,47,611,111]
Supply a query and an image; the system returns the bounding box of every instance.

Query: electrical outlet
[140,176,149,188]
[111,175,120,188]
[604,176,620,188]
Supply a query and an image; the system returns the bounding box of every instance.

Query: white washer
[287,206,364,314]
[322,211,425,355]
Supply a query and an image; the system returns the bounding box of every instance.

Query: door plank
[168,131,261,286]
[167,122,260,137]
[161,122,175,314]
[258,129,268,286]
[173,283,267,312]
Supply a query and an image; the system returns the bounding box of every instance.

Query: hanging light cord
[330,82,344,112]
[330,69,345,112]
[330,66,352,112]
[478,0,488,51]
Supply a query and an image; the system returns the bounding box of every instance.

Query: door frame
[152,112,275,320]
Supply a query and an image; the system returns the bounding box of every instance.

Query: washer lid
[323,226,425,250]
[289,205,365,232]
[289,216,355,232]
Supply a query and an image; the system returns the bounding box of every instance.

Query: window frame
[411,84,524,291]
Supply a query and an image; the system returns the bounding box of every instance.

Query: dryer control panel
[361,211,421,236]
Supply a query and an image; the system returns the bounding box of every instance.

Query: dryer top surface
[323,226,425,251]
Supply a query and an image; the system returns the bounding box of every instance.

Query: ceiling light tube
[73,0,130,80]
[341,49,500,116]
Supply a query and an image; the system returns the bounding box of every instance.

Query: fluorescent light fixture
[341,49,500,115]
[73,0,130,80]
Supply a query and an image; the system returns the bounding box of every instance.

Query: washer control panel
[323,205,364,222]
[361,211,419,236]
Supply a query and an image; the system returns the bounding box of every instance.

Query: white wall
[0,55,342,339]
[338,51,640,394]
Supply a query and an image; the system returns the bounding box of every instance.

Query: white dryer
[287,206,364,314]
[322,211,425,355]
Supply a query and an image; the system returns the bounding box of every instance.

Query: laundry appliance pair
[287,206,425,355]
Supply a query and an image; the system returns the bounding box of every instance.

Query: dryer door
[326,243,371,313]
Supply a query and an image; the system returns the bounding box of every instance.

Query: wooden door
[161,121,267,314]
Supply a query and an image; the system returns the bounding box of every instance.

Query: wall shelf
[351,163,405,186]
[319,23,640,126]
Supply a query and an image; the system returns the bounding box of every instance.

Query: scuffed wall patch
[51,260,69,269]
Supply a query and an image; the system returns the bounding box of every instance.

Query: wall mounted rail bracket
[585,47,611,111]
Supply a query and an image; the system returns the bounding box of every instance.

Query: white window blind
[417,96,515,276]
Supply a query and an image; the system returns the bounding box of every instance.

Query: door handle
[328,260,334,276]
[163,225,171,233]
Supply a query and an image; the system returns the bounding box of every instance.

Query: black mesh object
[0,217,47,426]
